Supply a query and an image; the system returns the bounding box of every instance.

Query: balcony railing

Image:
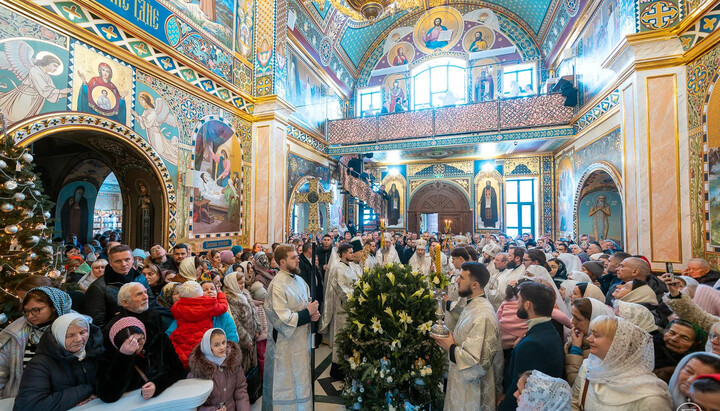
[328,93,575,145]
[339,155,385,218]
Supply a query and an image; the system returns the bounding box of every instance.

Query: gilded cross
[295,178,333,234]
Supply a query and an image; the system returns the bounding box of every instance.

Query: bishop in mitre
[409,239,432,276]
[263,245,320,410]
[319,243,359,380]
[376,232,401,265]
[432,262,503,410]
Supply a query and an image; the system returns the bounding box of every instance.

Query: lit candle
[380,218,386,230]
[434,243,441,275]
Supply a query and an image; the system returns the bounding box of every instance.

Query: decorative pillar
[254,0,288,99]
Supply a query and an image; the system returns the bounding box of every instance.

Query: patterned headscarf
[158,282,181,308]
[109,316,146,349]
[27,286,72,317]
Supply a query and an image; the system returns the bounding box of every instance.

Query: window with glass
[502,63,536,95]
[505,178,535,240]
[357,87,381,117]
[411,57,467,110]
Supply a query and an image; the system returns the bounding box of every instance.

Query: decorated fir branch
[336,263,447,410]
[0,124,56,319]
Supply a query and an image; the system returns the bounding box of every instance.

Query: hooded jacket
[169,293,229,367]
[187,340,250,411]
[13,323,104,411]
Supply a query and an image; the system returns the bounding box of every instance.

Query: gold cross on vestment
[295,178,333,234]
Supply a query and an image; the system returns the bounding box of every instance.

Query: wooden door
[408,181,472,233]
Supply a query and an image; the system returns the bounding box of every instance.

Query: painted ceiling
[291,0,577,88]
[364,137,570,163]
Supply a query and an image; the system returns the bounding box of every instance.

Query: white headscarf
[525,265,569,316]
[518,370,572,411]
[51,313,89,360]
[224,272,250,304]
[613,300,658,333]
[679,276,699,297]
[558,253,582,273]
[200,328,227,367]
[568,271,592,284]
[583,317,670,406]
[559,280,578,307]
[668,351,720,408]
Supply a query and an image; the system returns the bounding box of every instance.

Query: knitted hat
[219,250,234,265]
[27,286,72,316]
[132,249,146,259]
[582,261,605,279]
[231,245,244,256]
[109,316,146,349]
[350,237,363,253]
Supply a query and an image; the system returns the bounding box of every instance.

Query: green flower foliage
[336,263,446,410]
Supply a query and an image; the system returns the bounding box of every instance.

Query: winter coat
[13,324,104,411]
[167,312,239,344]
[0,318,31,399]
[96,324,184,403]
[82,265,151,328]
[188,340,250,411]
[226,292,260,371]
[169,293,229,367]
[564,339,591,386]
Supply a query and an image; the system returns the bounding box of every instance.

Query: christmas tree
[0,130,56,319]
[336,263,447,410]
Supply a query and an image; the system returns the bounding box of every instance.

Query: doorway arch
[408,181,472,233]
[573,164,624,246]
[8,112,178,247]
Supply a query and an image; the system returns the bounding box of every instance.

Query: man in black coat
[299,242,323,304]
[82,244,154,328]
[317,234,334,280]
[499,282,565,411]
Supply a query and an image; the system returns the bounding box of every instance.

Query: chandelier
[307,0,423,22]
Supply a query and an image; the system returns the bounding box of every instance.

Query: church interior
[2,0,720,409]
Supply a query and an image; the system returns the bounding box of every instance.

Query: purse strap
[579,379,589,411]
[134,365,150,383]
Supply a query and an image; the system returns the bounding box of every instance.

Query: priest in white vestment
[481,243,502,277]
[445,247,471,330]
[486,249,526,309]
[432,262,503,410]
[409,239,432,276]
[376,232,401,265]
[319,243,359,380]
[262,245,320,410]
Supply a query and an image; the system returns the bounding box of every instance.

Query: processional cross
[295,178,333,234]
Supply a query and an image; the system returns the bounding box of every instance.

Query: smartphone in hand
[665,262,675,279]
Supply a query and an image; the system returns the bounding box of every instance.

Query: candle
[434,244,441,275]
[380,218,386,230]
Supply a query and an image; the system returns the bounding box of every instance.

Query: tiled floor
[251,344,345,410]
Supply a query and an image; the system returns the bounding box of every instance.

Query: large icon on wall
[578,191,623,244]
[413,6,463,54]
[382,175,406,228]
[463,26,495,53]
[55,182,97,244]
[474,169,503,230]
[133,89,180,167]
[71,42,134,126]
[386,42,415,66]
[192,118,242,235]
[0,39,70,126]
[556,153,575,238]
[383,74,408,114]
[160,0,236,50]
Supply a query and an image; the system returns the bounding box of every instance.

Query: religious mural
[55,181,97,244]
[474,170,502,230]
[383,74,408,113]
[286,48,343,132]
[71,42,134,126]
[387,42,414,66]
[160,0,235,50]
[192,118,242,235]
[413,7,464,54]
[236,0,255,58]
[556,152,575,238]
[578,190,623,245]
[381,174,407,228]
[133,84,181,175]
[463,26,495,53]
[575,0,635,104]
[471,60,498,102]
[0,39,70,126]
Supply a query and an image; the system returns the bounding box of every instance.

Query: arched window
[412,57,467,110]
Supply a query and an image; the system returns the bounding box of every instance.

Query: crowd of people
[0,229,719,410]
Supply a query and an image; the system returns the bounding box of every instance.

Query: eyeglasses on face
[22,305,48,317]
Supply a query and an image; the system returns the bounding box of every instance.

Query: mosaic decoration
[233,59,254,95]
[0,6,68,47]
[574,126,623,178]
[503,157,540,175]
[686,0,706,15]
[434,102,498,135]
[539,0,590,67]
[286,124,328,152]
[327,126,575,155]
[8,112,179,245]
[679,4,720,51]
[542,155,554,236]
[408,161,473,177]
[637,0,683,32]
[576,89,621,131]
[287,153,331,198]
[499,93,575,129]
[34,0,253,113]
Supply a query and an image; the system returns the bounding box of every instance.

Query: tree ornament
[21,153,33,163]
[15,265,29,273]
[43,211,50,219]
[12,193,25,201]
[4,225,18,234]
[0,160,6,169]
[4,180,17,190]
[47,269,60,279]
[24,210,34,218]
[28,182,35,188]
[41,246,53,255]
[29,253,37,259]
[35,223,46,230]
[33,190,40,196]
[25,235,39,246]
[1,203,13,213]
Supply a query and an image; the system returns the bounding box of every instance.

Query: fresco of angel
[0,40,70,125]
[132,91,179,166]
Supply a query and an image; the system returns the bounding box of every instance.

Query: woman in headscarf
[239,261,267,374]
[668,351,720,408]
[155,282,180,331]
[565,297,615,385]
[178,255,206,284]
[188,328,250,411]
[515,370,572,411]
[568,271,592,284]
[571,316,672,410]
[613,300,659,335]
[612,279,658,305]
[96,316,184,402]
[14,313,104,410]
[559,279,578,308]
[0,286,72,398]
[581,261,605,286]
[654,319,708,382]
[223,271,260,372]
[252,251,275,288]
[661,273,719,355]
[571,282,605,303]
[548,258,568,287]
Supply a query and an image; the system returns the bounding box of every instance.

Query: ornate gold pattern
[503,157,541,175]
[294,178,334,234]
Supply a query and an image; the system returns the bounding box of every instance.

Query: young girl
[188,328,250,411]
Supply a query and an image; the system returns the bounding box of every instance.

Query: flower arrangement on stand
[336,263,447,410]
